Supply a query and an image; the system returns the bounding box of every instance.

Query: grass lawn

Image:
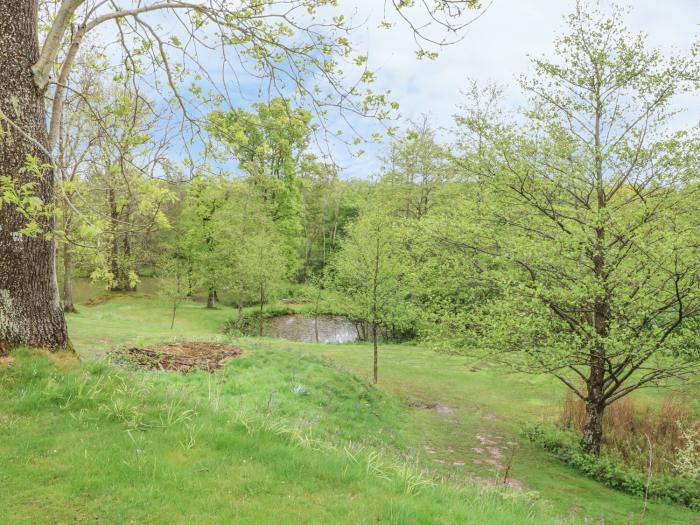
[3,348,560,525]
[1,294,696,524]
[278,340,700,524]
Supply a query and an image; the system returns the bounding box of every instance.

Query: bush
[561,391,698,474]
[523,424,700,510]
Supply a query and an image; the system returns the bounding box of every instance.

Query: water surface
[264,315,359,343]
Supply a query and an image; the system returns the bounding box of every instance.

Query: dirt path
[413,398,525,488]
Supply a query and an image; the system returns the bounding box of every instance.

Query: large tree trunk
[62,240,77,313]
[0,1,69,353]
[582,397,605,456]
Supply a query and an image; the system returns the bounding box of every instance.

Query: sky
[334,0,700,178]
[91,0,700,180]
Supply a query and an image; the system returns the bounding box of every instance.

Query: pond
[263,315,359,344]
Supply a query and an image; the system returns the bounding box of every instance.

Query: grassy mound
[60,297,700,524]
[0,349,558,525]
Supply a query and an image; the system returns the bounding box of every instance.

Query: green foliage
[212,181,289,309]
[208,98,309,274]
[523,424,700,510]
[297,160,349,278]
[0,155,55,238]
[59,75,178,291]
[430,1,700,453]
[378,119,455,220]
[330,205,413,335]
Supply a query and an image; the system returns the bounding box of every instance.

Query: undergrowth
[561,391,700,475]
[523,424,700,511]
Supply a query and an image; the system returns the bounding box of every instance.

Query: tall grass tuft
[561,391,700,474]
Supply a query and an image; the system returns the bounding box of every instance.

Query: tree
[157,247,190,329]
[212,181,288,335]
[330,206,409,384]
[450,1,700,455]
[0,3,68,352]
[298,158,346,279]
[177,176,231,308]
[83,83,175,292]
[209,98,312,278]
[56,61,104,313]
[379,118,454,220]
[0,0,479,351]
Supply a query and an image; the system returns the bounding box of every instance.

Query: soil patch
[112,342,242,372]
[435,402,455,416]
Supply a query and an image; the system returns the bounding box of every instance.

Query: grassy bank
[1,348,560,524]
[2,295,696,524]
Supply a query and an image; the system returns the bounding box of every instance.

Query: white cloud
[86,1,699,179]
[335,0,699,178]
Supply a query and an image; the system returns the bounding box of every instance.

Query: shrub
[523,424,700,510]
[560,391,698,474]
[674,423,700,481]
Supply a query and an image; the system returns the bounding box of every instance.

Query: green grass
[1,349,559,525]
[2,294,698,524]
[278,341,700,524]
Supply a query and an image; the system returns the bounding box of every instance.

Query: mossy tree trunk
[0,0,69,353]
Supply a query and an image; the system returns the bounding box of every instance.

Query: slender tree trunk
[583,96,609,457]
[57,94,76,315]
[108,186,121,291]
[371,236,380,384]
[186,265,194,297]
[313,289,320,343]
[207,288,216,309]
[237,303,244,328]
[122,227,136,292]
[258,285,264,337]
[0,1,69,353]
[171,275,180,329]
[372,323,378,385]
[62,240,77,313]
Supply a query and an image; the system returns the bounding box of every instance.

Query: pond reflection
[264,315,359,343]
